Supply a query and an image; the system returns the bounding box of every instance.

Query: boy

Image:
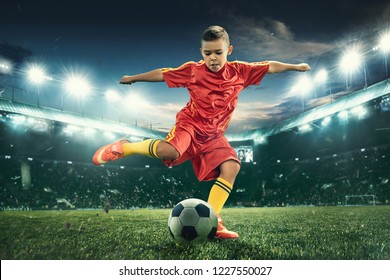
[93,25,310,239]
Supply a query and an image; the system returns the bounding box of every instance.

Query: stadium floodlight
[65,75,91,96]
[315,69,328,83]
[351,105,367,119]
[340,46,365,90]
[321,116,332,126]
[292,75,313,112]
[298,123,312,133]
[28,66,46,84]
[10,114,26,124]
[313,69,329,99]
[254,135,266,144]
[124,92,151,113]
[379,31,390,77]
[338,110,349,120]
[0,57,12,74]
[295,76,313,95]
[63,125,82,137]
[0,63,9,70]
[105,89,121,102]
[340,48,362,74]
[27,64,54,107]
[379,32,390,53]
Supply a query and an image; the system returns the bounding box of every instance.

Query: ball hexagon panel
[181,225,198,241]
[180,198,204,208]
[171,203,185,217]
[168,216,183,237]
[195,203,210,218]
[179,208,200,226]
[195,217,213,235]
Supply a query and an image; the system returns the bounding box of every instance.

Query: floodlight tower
[314,69,329,102]
[27,65,46,107]
[64,74,91,116]
[340,48,362,91]
[293,75,313,112]
[379,32,390,78]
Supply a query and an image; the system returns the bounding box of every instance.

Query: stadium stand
[0,78,390,210]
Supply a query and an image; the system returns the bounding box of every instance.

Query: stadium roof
[226,78,390,142]
[0,100,166,139]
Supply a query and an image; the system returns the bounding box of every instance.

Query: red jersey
[162,60,269,138]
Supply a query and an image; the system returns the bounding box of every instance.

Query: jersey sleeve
[162,61,195,88]
[240,61,270,88]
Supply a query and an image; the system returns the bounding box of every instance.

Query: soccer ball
[168,198,218,243]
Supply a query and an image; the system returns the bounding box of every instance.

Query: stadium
[0,40,390,259]
[1,28,390,261]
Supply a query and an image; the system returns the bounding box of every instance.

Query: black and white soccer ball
[168,198,218,243]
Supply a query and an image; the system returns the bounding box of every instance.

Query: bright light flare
[0,57,12,74]
[124,93,150,109]
[340,48,362,74]
[65,75,91,96]
[28,66,46,84]
[63,125,81,136]
[351,105,367,118]
[0,63,10,70]
[321,116,332,126]
[315,69,328,83]
[11,115,26,124]
[379,32,390,53]
[295,76,313,95]
[254,135,266,144]
[105,89,121,102]
[338,110,349,120]
[298,123,312,132]
[104,131,116,139]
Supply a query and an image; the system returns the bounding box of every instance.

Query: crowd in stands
[238,144,390,207]
[0,158,206,210]
[1,143,389,210]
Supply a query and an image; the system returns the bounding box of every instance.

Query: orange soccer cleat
[92,139,130,165]
[215,215,239,239]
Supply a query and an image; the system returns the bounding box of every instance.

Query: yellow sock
[122,139,161,158]
[207,177,233,215]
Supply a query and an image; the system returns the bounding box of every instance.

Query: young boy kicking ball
[93,25,310,239]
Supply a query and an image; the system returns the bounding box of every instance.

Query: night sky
[1,0,390,132]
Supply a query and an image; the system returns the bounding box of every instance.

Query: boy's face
[200,38,233,73]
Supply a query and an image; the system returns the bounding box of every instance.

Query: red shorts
[162,125,239,181]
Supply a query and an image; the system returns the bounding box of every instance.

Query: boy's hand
[297,63,311,72]
[119,76,134,84]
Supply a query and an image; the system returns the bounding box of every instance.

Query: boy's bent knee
[220,160,240,178]
[156,141,180,160]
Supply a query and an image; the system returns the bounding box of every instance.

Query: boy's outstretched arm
[119,69,164,84]
[267,61,311,74]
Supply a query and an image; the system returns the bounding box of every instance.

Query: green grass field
[0,206,389,260]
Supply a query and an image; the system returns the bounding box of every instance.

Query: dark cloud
[229,16,336,61]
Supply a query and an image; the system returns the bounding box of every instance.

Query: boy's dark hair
[201,25,230,46]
